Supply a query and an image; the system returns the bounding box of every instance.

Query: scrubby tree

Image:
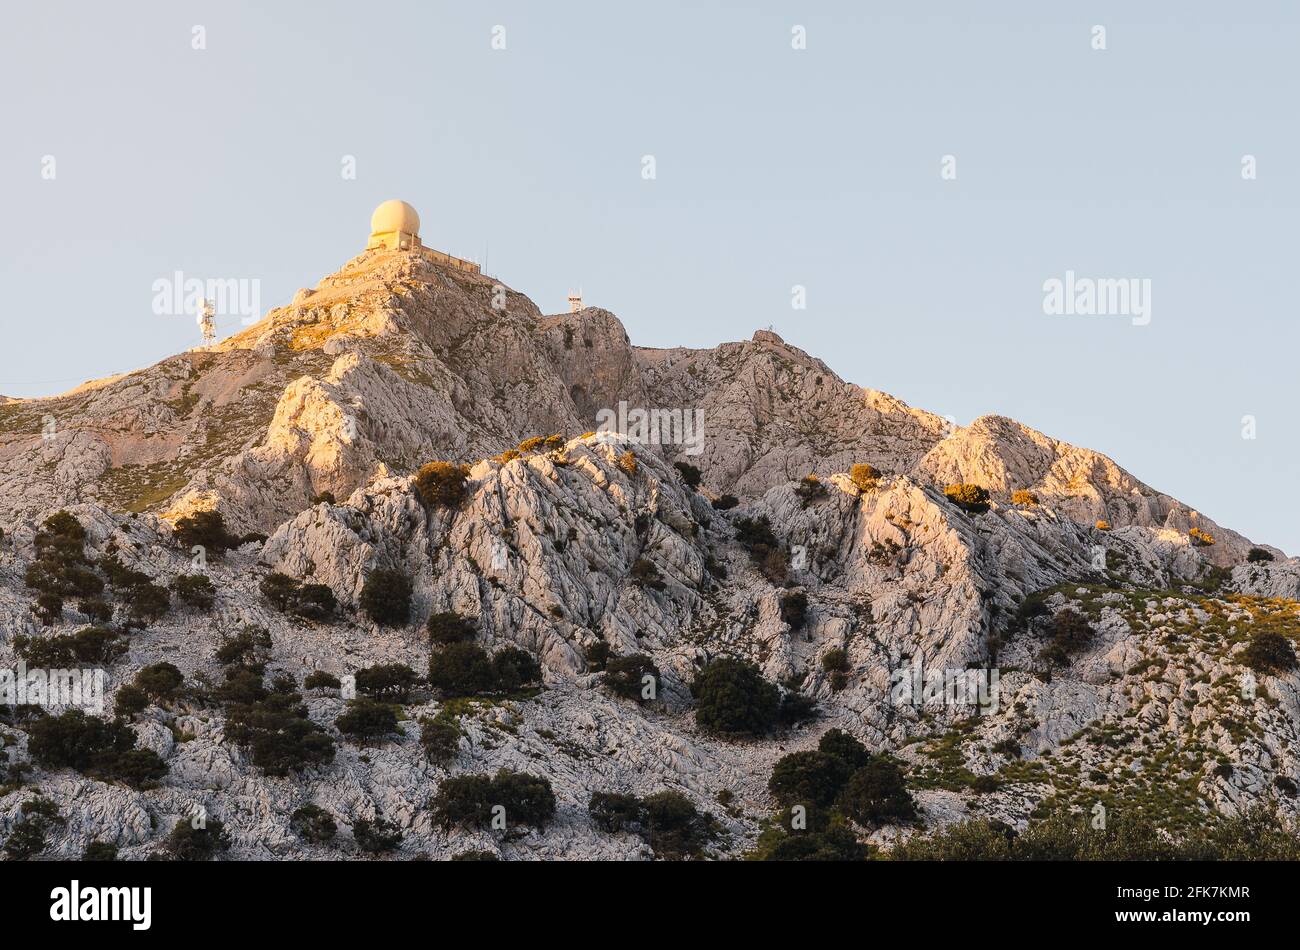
[166,817,231,861]
[172,510,238,558]
[849,464,881,493]
[835,758,916,826]
[290,804,337,843]
[692,657,780,738]
[414,461,471,508]
[1241,630,1298,676]
[334,698,399,743]
[353,816,404,855]
[943,484,990,514]
[673,461,702,489]
[428,643,497,697]
[426,611,477,646]
[359,568,412,627]
[603,654,660,702]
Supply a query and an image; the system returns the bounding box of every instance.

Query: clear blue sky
[2,1,1296,553]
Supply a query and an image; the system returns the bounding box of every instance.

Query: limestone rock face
[0,245,1296,860]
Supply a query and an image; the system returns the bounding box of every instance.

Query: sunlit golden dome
[370,199,420,239]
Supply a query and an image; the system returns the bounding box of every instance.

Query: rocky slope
[0,246,1297,860]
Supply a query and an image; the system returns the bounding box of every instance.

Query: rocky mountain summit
[1,246,1297,860]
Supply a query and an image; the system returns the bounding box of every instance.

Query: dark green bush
[584,639,612,672]
[133,662,185,702]
[834,758,916,826]
[1247,547,1275,563]
[359,568,412,627]
[428,643,496,697]
[818,728,872,770]
[82,840,119,861]
[353,816,403,854]
[426,611,477,645]
[172,510,238,558]
[167,818,231,861]
[420,718,462,765]
[334,698,399,743]
[1241,630,1298,675]
[711,494,739,510]
[630,558,666,591]
[431,770,555,831]
[225,689,336,775]
[768,751,852,813]
[692,657,780,737]
[1041,608,1096,665]
[303,670,341,691]
[355,663,419,701]
[491,647,542,692]
[3,797,64,860]
[604,654,660,702]
[290,804,337,843]
[172,573,215,610]
[760,826,868,861]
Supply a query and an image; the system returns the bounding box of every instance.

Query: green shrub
[692,657,780,738]
[353,816,403,855]
[640,790,717,860]
[3,797,64,860]
[431,770,556,831]
[428,643,497,697]
[1041,608,1096,665]
[1241,630,1298,675]
[214,625,272,670]
[777,691,819,727]
[290,804,337,843]
[173,574,215,609]
[15,626,128,666]
[589,792,645,833]
[711,494,739,510]
[78,598,113,623]
[604,654,660,702]
[133,663,185,702]
[166,818,231,861]
[172,510,238,558]
[849,464,881,492]
[334,699,399,743]
[124,581,170,624]
[259,573,335,622]
[490,647,542,692]
[834,758,916,825]
[768,751,853,814]
[225,689,336,775]
[759,825,868,861]
[303,670,341,691]
[414,461,471,508]
[818,728,872,770]
[584,639,612,672]
[82,840,119,861]
[359,568,412,627]
[943,484,990,514]
[420,718,462,765]
[426,611,477,645]
[355,663,419,701]
[451,850,500,861]
[114,684,149,719]
[1247,547,1275,563]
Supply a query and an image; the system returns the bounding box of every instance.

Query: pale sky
[1,1,1296,553]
